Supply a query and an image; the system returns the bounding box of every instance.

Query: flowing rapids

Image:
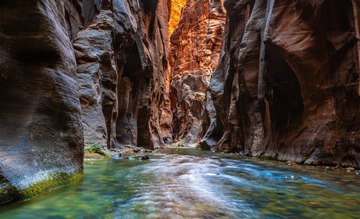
[1,148,359,218]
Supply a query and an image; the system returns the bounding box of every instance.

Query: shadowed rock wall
[74,0,172,149]
[0,0,101,205]
[0,0,173,205]
[202,0,360,168]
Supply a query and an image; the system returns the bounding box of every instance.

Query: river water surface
[0,148,360,218]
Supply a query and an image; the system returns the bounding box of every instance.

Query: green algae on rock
[0,171,83,205]
[85,144,112,160]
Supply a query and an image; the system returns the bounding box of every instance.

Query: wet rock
[126,154,151,161]
[287,161,295,167]
[84,144,112,160]
[346,167,355,173]
[0,0,100,205]
[141,155,150,160]
[203,0,360,168]
[324,166,333,172]
[0,0,173,205]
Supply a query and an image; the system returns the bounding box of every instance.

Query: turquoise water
[0,148,360,218]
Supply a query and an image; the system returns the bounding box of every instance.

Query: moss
[18,171,83,201]
[0,171,83,205]
[85,143,111,159]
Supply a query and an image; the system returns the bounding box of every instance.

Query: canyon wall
[0,0,101,204]
[74,0,173,149]
[0,0,172,204]
[202,0,360,168]
[169,0,186,36]
[170,0,226,145]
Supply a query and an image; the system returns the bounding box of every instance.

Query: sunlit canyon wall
[169,0,187,36]
[202,0,360,168]
[169,0,226,145]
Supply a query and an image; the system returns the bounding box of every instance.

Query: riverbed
[0,148,359,218]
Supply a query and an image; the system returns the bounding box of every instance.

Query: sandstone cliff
[202,0,360,168]
[169,0,187,36]
[0,0,101,204]
[169,0,225,145]
[0,0,172,204]
[74,0,173,150]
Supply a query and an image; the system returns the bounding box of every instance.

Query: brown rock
[73,0,174,150]
[203,0,360,168]
[170,0,226,146]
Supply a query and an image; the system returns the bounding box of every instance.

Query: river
[0,148,359,218]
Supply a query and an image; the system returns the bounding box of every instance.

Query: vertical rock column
[74,6,118,149]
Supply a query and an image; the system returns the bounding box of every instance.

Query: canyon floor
[1,148,359,219]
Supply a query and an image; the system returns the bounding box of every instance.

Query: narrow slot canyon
[0,0,360,218]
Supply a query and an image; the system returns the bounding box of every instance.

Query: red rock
[203,0,360,168]
[169,0,226,145]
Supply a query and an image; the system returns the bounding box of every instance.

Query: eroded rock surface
[203,0,360,168]
[0,0,101,204]
[75,0,173,149]
[170,0,225,145]
[0,0,174,205]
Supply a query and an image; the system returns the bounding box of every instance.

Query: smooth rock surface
[202,0,360,168]
[0,0,101,204]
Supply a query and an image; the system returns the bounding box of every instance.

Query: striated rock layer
[75,0,173,149]
[0,0,101,205]
[170,0,226,145]
[202,0,360,168]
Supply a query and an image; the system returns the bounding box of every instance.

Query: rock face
[0,0,173,205]
[75,0,173,149]
[170,0,226,145]
[203,0,360,168]
[0,0,101,204]
[169,0,187,36]
[74,7,118,149]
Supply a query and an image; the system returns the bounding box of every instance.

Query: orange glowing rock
[169,0,186,36]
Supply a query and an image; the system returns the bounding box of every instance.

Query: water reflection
[0,148,359,218]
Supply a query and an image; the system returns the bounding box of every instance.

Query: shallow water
[0,148,360,218]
